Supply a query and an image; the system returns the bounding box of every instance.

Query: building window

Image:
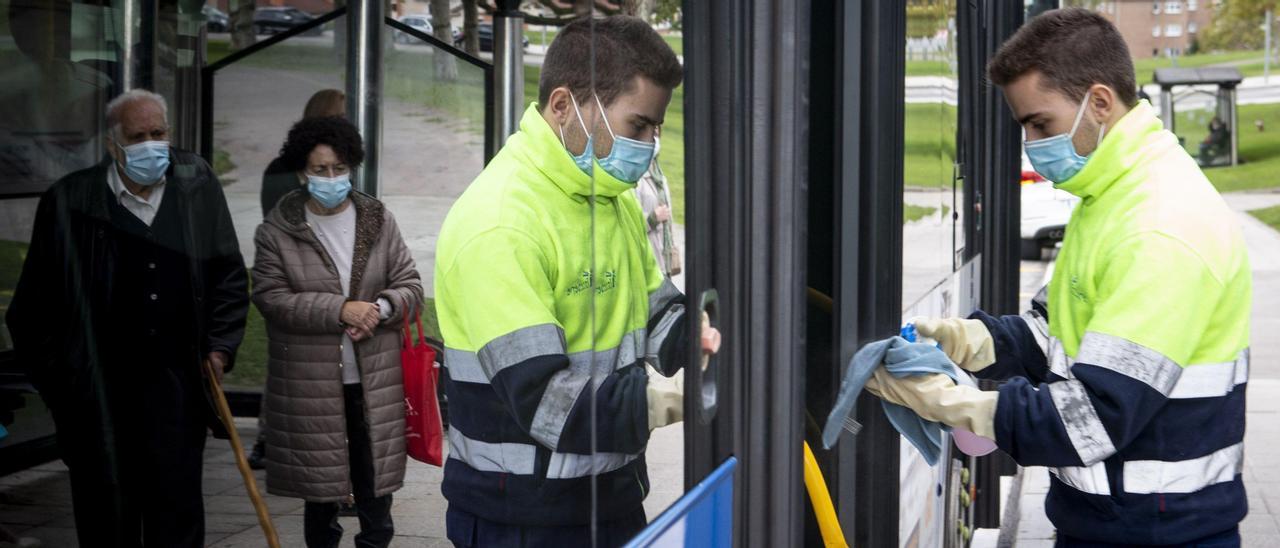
[1152,2,1161,14]
[1167,24,1183,37]
[1188,0,1198,11]
[1153,25,1162,37]
[1166,1,1183,15]
[1188,22,1198,34]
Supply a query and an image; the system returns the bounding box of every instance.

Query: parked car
[1019,154,1080,260]
[394,15,434,44]
[253,7,322,36]
[203,5,229,33]
[453,23,529,52]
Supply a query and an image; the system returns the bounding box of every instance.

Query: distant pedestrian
[252,116,422,548]
[634,135,682,278]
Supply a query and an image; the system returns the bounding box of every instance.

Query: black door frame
[682,1,811,546]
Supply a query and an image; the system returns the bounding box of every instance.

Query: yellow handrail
[804,442,849,548]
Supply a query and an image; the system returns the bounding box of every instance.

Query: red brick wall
[1095,0,1216,59]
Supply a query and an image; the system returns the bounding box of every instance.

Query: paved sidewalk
[0,417,686,547]
[1010,191,1280,547]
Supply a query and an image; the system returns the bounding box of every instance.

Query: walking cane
[204,360,281,548]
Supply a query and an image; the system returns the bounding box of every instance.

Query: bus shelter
[1153,67,1244,167]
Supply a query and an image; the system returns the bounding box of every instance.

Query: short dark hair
[538,15,683,108]
[987,8,1137,107]
[279,116,365,172]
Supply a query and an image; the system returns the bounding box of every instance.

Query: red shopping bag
[401,303,443,466]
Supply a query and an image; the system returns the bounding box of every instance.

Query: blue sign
[625,457,737,548]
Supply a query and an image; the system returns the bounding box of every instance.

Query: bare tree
[229,0,256,50]
[463,0,480,55]
[431,0,458,79]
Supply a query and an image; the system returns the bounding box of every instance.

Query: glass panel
[0,0,122,461]
[579,11,687,541]
[211,16,346,391]
[902,1,963,546]
[902,0,958,313]
[1170,88,1232,168]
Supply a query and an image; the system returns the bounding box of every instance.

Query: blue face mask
[559,95,597,175]
[559,93,657,184]
[1024,93,1105,184]
[591,94,656,184]
[307,174,352,209]
[116,140,170,186]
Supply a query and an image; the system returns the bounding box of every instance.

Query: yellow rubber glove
[865,368,998,440]
[647,365,684,431]
[914,317,997,373]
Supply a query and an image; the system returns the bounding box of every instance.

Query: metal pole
[491,0,523,146]
[1228,87,1239,166]
[1266,9,1273,84]
[120,0,157,90]
[1161,88,1175,131]
[346,0,383,197]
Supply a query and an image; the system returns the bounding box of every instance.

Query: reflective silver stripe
[1017,310,1075,380]
[646,303,685,369]
[648,278,682,320]
[1019,310,1051,359]
[1047,336,1075,380]
[529,363,591,449]
[1048,379,1117,465]
[447,428,536,475]
[1124,442,1244,494]
[478,323,566,380]
[530,329,647,449]
[447,329,647,386]
[546,451,640,479]
[447,429,639,479]
[445,348,488,384]
[1167,351,1249,399]
[1051,462,1111,496]
[1076,332,1182,396]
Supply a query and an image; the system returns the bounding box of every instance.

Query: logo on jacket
[566,270,618,297]
[1069,275,1090,305]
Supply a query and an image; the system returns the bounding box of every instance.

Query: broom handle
[204,360,281,548]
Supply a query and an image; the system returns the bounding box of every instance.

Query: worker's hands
[341,301,380,336]
[864,368,998,439]
[646,365,684,431]
[913,317,997,372]
[203,351,230,386]
[701,311,722,356]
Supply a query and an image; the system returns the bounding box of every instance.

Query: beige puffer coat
[252,190,422,502]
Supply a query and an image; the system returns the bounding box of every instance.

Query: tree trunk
[431,0,458,80]
[229,0,256,50]
[463,0,480,56]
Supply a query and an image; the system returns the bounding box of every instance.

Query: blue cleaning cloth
[821,336,960,466]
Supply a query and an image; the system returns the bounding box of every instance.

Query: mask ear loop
[1068,92,1092,138]
[592,94,618,140]
[562,91,593,155]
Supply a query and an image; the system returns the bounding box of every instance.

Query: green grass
[1250,205,1280,233]
[903,103,958,188]
[906,60,952,77]
[223,296,442,389]
[213,149,237,179]
[1190,103,1280,193]
[662,34,682,57]
[904,204,938,223]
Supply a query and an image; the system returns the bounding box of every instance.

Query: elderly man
[6,89,249,547]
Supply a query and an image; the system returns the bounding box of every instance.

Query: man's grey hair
[106,89,169,141]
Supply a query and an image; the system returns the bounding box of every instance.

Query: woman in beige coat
[251,116,421,548]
